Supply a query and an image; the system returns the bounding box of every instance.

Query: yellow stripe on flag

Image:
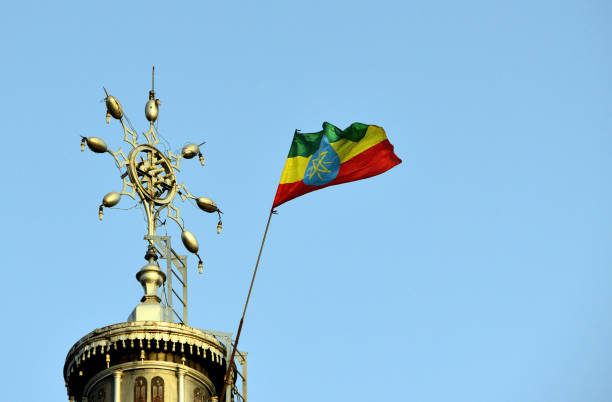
[278,156,310,184]
[331,125,387,163]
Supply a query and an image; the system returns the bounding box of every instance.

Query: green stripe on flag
[287,122,369,158]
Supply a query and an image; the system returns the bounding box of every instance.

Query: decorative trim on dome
[64,322,227,382]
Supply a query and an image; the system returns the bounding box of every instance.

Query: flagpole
[219,208,275,402]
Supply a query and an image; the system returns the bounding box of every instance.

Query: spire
[128,246,172,322]
[66,68,247,402]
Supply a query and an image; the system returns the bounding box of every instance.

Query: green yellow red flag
[221,122,401,400]
[272,122,402,208]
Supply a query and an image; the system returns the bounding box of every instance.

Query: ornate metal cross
[80,67,222,273]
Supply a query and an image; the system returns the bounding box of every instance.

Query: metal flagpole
[219,208,275,402]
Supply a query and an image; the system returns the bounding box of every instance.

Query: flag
[272,122,402,208]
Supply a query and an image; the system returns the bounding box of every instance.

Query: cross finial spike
[149,67,156,100]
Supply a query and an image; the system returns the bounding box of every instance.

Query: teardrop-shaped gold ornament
[196,197,217,213]
[86,137,108,153]
[181,230,199,254]
[102,192,121,207]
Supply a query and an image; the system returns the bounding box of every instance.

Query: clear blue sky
[1,1,611,401]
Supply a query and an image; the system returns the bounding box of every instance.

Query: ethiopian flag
[272,122,402,208]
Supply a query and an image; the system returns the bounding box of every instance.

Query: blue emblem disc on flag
[303,136,340,186]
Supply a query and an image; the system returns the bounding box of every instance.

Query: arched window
[96,388,106,402]
[134,377,147,402]
[194,387,204,402]
[152,376,164,402]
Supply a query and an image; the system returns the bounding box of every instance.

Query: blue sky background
[1,1,611,401]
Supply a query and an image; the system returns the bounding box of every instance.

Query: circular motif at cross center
[127,144,177,205]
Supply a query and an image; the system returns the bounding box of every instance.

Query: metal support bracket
[203,330,248,402]
[144,235,189,324]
